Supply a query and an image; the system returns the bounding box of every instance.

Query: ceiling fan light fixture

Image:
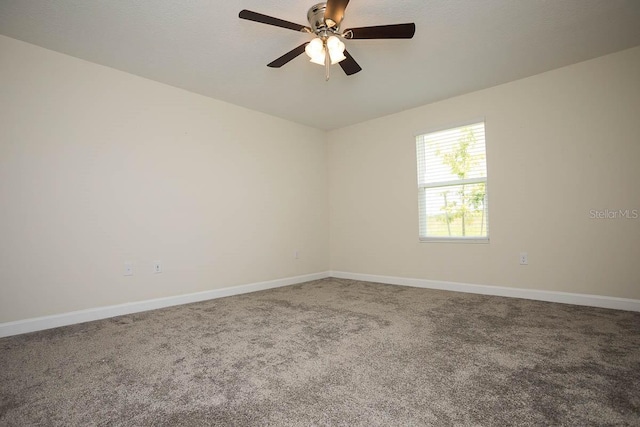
[327,36,346,64]
[305,37,326,64]
[239,1,416,78]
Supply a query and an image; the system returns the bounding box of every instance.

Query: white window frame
[416,120,489,243]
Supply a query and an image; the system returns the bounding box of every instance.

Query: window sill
[419,237,489,244]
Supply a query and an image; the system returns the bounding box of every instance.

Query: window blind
[416,122,488,241]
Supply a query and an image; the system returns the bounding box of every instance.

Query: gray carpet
[1,278,639,426]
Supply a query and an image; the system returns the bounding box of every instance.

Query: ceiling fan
[239,1,416,80]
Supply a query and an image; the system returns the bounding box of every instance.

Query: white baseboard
[330,271,640,312]
[3,270,637,338]
[0,271,330,338]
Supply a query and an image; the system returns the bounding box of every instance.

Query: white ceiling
[1,0,640,130]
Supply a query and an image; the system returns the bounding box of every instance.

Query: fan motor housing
[308,3,342,34]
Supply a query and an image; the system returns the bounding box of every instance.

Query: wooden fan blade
[267,43,309,68]
[324,0,350,27]
[239,10,309,32]
[345,23,416,39]
[339,50,362,76]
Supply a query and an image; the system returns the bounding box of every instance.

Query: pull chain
[325,44,331,81]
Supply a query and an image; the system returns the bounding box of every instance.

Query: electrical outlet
[519,252,528,265]
[153,260,162,274]
[124,262,133,276]
[294,250,300,259]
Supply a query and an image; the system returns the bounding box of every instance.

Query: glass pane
[417,123,486,184]
[423,183,488,238]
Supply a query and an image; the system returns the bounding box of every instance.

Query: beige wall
[328,46,640,299]
[0,35,329,322]
[2,35,639,325]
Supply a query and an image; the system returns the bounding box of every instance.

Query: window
[416,121,488,242]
